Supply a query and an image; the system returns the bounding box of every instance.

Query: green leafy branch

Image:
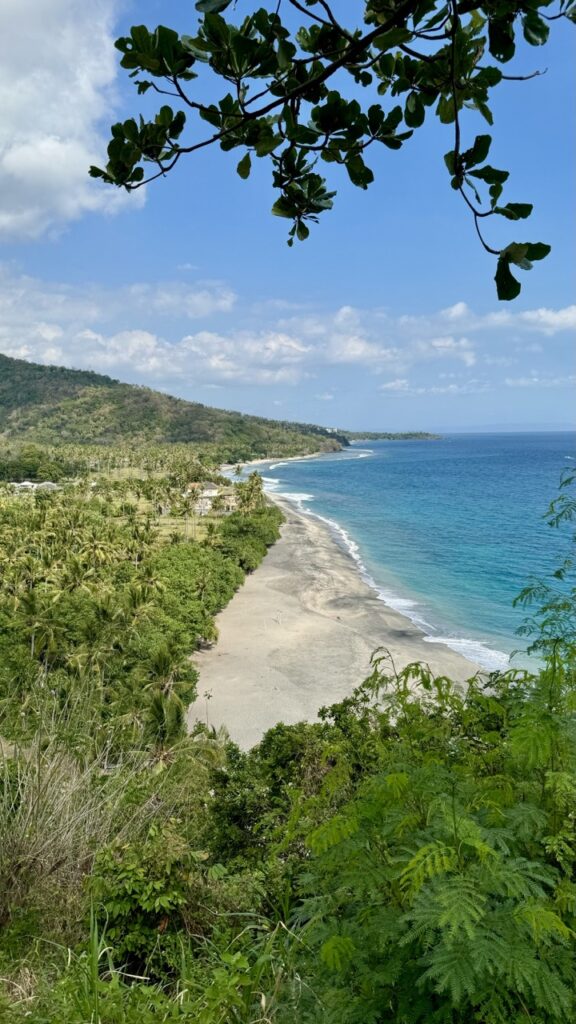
[89,0,574,297]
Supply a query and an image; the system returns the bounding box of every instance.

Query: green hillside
[0,353,346,457]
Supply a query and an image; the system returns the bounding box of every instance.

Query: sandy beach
[189,496,480,748]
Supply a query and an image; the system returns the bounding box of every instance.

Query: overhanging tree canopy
[91,0,574,299]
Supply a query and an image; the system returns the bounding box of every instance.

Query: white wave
[277,490,315,504]
[269,448,374,470]
[265,482,511,674]
[332,449,374,461]
[423,636,510,672]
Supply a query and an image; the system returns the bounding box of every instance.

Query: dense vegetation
[0,439,574,1022]
[0,354,347,457]
[342,431,440,441]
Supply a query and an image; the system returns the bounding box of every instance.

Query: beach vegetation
[0,439,574,1023]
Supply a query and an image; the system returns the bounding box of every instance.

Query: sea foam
[262,471,511,673]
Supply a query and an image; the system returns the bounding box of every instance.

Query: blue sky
[0,0,574,432]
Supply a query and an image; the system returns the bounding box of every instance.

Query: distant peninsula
[342,430,440,441]
[0,352,438,458]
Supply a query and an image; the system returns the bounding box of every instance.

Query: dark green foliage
[514,469,576,663]
[1,473,575,1023]
[216,506,284,572]
[0,352,347,456]
[0,477,283,750]
[92,1,573,297]
[91,820,208,978]
[0,444,84,482]
[342,431,440,441]
[289,655,576,1023]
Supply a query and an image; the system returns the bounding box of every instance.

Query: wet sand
[188,498,479,748]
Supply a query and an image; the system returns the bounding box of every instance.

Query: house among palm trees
[181,479,240,517]
[221,487,238,513]
[11,480,60,492]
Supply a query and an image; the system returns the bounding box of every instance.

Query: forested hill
[0,353,346,457]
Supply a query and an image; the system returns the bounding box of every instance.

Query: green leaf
[296,221,310,241]
[404,92,424,128]
[489,182,504,206]
[437,96,455,124]
[277,38,294,70]
[503,242,532,269]
[488,20,515,62]
[469,165,509,185]
[495,257,521,301]
[195,0,232,12]
[524,242,551,262]
[372,27,411,50]
[254,134,280,157]
[271,197,294,219]
[462,134,491,168]
[320,935,355,971]
[236,152,251,180]
[502,241,551,268]
[345,154,374,189]
[495,203,533,221]
[444,150,456,176]
[476,100,494,126]
[523,13,550,46]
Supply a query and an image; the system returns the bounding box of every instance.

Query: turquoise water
[258,433,576,670]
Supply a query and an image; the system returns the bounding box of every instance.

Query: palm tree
[143,689,185,752]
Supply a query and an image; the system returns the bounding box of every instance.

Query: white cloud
[422,336,477,367]
[333,305,360,328]
[328,332,395,365]
[0,267,235,331]
[379,377,490,397]
[400,302,576,338]
[0,266,304,385]
[380,378,410,391]
[505,374,576,389]
[0,264,572,395]
[133,282,236,319]
[441,301,470,320]
[180,329,309,384]
[518,306,576,334]
[0,0,140,238]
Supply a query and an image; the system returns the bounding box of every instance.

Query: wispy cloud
[379,378,490,397]
[505,374,576,389]
[518,307,576,334]
[0,266,573,395]
[394,301,576,337]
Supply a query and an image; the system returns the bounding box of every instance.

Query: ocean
[257,433,576,671]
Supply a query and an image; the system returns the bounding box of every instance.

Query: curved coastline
[189,494,481,750]
[259,450,511,673]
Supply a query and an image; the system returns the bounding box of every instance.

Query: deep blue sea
[257,433,576,670]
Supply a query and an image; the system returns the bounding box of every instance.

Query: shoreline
[220,450,329,474]
[246,447,513,672]
[189,495,480,749]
